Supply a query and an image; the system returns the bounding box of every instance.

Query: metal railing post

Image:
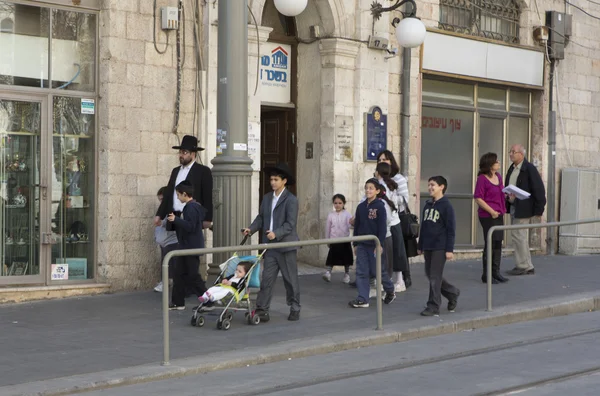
[486,217,600,312]
[160,235,382,366]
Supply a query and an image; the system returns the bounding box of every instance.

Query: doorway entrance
[260,107,297,199]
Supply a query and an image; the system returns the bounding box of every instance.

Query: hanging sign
[259,43,291,104]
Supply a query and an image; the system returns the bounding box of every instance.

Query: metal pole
[485,217,600,312]
[375,244,383,330]
[486,229,493,311]
[400,47,410,176]
[211,0,253,274]
[547,60,556,255]
[161,255,170,366]
[161,235,382,365]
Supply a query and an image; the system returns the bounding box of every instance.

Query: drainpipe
[547,60,556,255]
[400,47,411,176]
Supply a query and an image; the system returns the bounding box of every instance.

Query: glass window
[51,10,96,91]
[423,80,475,107]
[0,99,42,277]
[510,90,530,113]
[478,87,506,111]
[421,79,531,247]
[421,107,474,194]
[0,2,50,88]
[508,116,529,151]
[438,0,520,44]
[51,96,95,280]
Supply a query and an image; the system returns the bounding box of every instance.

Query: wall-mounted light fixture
[371,0,426,48]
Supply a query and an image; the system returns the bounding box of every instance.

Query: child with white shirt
[323,194,354,284]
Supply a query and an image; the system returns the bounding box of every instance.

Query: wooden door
[260,108,297,199]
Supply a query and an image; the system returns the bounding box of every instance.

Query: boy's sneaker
[168,303,185,311]
[420,308,439,317]
[322,270,331,282]
[154,281,163,292]
[342,273,350,284]
[383,292,396,304]
[394,281,406,293]
[448,290,460,312]
[348,299,369,308]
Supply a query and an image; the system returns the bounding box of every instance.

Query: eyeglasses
[509,150,521,154]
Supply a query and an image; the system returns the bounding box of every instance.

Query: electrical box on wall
[545,11,572,60]
[161,6,179,30]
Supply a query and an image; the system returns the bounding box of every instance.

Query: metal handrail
[486,218,600,311]
[161,235,383,366]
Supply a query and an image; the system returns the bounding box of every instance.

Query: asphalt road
[81,310,600,396]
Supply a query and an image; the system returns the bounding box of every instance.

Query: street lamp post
[210,0,307,274]
[371,0,426,176]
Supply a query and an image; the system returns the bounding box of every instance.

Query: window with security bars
[439,0,520,44]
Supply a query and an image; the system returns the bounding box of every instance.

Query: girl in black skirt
[323,194,354,283]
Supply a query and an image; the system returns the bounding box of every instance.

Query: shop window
[51,96,95,280]
[51,9,96,92]
[439,0,520,44]
[421,79,531,248]
[0,2,50,87]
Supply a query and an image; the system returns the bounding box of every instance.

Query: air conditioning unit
[559,168,600,254]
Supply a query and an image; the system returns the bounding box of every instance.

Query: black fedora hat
[263,162,296,186]
[172,135,205,152]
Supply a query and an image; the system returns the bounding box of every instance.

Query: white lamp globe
[274,0,308,17]
[395,17,426,48]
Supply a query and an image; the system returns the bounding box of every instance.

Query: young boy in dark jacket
[417,176,460,317]
[166,180,207,310]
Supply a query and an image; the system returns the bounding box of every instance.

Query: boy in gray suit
[243,163,300,322]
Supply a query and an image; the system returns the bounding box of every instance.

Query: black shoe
[255,309,270,322]
[493,273,509,283]
[383,292,396,304]
[288,310,300,321]
[348,299,369,308]
[348,281,357,288]
[447,290,460,312]
[168,303,185,311]
[481,274,499,284]
[420,308,439,317]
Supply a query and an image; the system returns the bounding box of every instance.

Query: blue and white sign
[260,43,291,104]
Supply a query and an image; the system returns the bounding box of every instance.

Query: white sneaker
[369,288,377,298]
[154,282,163,292]
[395,282,406,293]
[342,273,350,284]
[322,271,331,282]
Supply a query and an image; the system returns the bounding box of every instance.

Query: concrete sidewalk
[1,255,599,395]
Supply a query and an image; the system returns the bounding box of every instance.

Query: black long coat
[156,162,213,222]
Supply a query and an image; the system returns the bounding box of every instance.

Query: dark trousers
[160,243,178,279]
[256,250,300,313]
[171,254,207,306]
[424,250,460,312]
[356,244,394,303]
[479,216,504,276]
[390,223,409,273]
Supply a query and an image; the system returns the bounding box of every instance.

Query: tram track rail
[228,327,600,396]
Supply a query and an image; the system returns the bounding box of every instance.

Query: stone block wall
[98,0,203,289]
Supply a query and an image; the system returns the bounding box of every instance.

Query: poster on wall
[335,116,353,161]
[364,106,387,161]
[248,122,261,171]
[260,43,291,104]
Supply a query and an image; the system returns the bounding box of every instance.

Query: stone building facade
[0,0,598,296]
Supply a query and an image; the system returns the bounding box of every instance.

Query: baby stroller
[190,236,264,330]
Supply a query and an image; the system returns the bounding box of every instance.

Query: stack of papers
[502,184,530,200]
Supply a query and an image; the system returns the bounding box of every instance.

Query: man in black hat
[242,163,301,322]
[154,135,213,229]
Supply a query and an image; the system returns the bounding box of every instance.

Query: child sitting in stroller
[198,261,252,304]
